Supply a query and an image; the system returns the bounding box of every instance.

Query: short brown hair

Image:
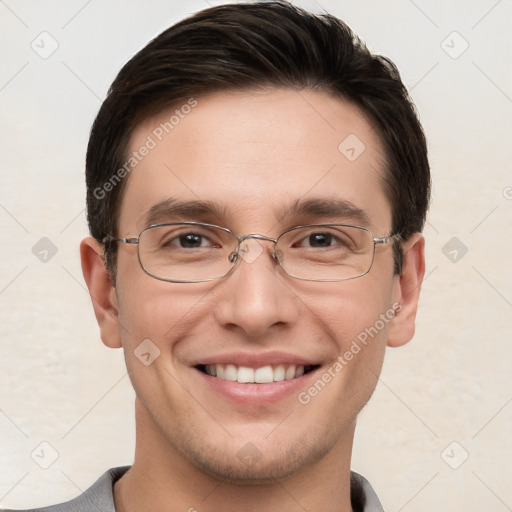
[86,1,430,279]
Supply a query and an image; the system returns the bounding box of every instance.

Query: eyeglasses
[103,222,401,283]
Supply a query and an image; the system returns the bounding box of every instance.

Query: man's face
[113,88,403,481]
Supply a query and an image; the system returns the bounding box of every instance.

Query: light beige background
[1,0,511,510]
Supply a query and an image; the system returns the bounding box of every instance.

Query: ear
[387,233,426,348]
[80,237,122,349]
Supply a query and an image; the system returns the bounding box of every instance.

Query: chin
[176,430,335,485]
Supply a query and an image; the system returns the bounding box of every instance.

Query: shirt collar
[86,466,384,512]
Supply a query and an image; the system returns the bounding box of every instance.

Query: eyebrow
[145,198,227,226]
[276,198,371,226]
[143,196,371,229]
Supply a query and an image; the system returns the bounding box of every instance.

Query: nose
[213,238,300,338]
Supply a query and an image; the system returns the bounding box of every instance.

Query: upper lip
[191,351,321,368]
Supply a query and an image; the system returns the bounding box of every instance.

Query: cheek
[114,279,208,405]
[299,279,398,405]
[114,265,210,350]
[305,278,396,347]
[307,287,396,400]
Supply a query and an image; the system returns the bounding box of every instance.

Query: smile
[197,364,319,383]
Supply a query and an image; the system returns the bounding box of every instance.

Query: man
[4,1,430,510]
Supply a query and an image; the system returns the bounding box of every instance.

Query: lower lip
[193,367,320,405]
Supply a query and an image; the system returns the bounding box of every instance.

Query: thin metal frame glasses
[103,222,401,283]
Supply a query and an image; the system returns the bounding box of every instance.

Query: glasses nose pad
[272,247,282,264]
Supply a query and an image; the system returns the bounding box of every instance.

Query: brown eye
[307,233,334,247]
[177,233,205,248]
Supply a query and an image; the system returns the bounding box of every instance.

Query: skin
[81,88,425,512]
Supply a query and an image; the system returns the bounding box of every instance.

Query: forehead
[119,88,391,234]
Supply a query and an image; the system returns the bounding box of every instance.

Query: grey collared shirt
[1,467,384,511]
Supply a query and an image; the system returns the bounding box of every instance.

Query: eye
[295,231,349,249]
[164,232,219,249]
[304,233,336,247]
[176,233,208,248]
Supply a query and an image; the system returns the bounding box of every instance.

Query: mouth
[195,363,320,384]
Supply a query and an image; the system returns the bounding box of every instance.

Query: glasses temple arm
[373,233,402,245]
[102,235,139,244]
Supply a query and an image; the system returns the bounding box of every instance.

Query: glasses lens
[138,224,238,282]
[276,225,374,281]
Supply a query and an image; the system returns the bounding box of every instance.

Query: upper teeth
[204,364,306,383]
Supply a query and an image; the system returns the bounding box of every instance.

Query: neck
[115,400,356,512]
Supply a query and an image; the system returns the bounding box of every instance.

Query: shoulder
[350,471,385,512]
[0,466,130,512]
